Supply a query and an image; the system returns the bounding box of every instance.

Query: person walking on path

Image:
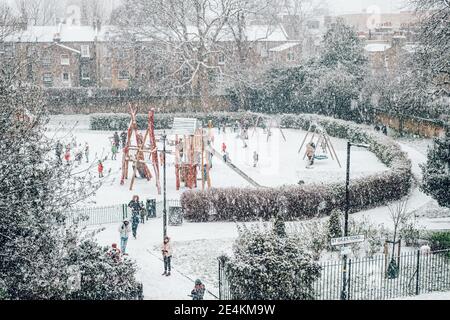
[190,279,206,300]
[55,141,63,164]
[84,142,89,163]
[222,142,227,153]
[161,236,172,276]
[111,142,118,160]
[118,220,131,254]
[253,151,259,167]
[131,212,140,239]
[98,160,104,178]
[64,149,71,166]
[139,201,146,224]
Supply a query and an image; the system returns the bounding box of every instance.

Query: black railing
[67,199,181,227]
[218,249,450,300]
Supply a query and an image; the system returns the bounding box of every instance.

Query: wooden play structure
[120,105,161,193]
[298,123,342,168]
[173,118,212,191]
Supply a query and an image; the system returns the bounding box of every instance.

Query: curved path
[352,140,450,230]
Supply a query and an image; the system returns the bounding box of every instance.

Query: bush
[222,226,321,300]
[90,112,258,131]
[428,232,450,251]
[181,113,412,222]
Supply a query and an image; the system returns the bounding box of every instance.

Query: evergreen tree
[0,70,140,299]
[421,131,450,208]
[327,209,343,244]
[226,228,321,300]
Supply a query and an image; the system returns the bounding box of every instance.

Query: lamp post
[162,131,167,240]
[341,141,369,300]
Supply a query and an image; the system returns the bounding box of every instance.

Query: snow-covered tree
[225,225,321,300]
[0,69,140,299]
[412,0,450,97]
[327,209,342,245]
[421,130,450,208]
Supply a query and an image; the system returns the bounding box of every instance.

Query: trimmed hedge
[180,113,412,222]
[89,112,257,131]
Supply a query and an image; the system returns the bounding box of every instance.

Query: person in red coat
[64,150,70,165]
[98,160,104,178]
[222,142,227,153]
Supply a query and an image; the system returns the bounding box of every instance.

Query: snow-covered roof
[5,24,289,43]
[269,42,301,52]
[364,43,391,52]
[5,24,120,43]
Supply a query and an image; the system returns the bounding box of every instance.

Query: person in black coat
[120,131,127,148]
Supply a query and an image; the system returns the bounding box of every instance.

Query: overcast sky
[325,0,411,15]
[1,0,413,16]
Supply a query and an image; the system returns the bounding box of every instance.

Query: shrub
[222,227,321,300]
[327,209,343,248]
[90,112,259,131]
[428,232,450,251]
[181,113,412,222]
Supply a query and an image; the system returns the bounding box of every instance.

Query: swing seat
[314,154,328,160]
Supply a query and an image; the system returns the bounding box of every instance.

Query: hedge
[180,113,412,222]
[89,112,258,131]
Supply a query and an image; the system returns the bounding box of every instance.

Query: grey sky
[325,0,411,15]
[1,0,412,16]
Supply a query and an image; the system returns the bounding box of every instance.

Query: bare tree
[0,3,20,42]
[387,198,410,251]
[14,0,59,26]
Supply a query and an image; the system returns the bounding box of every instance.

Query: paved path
[92,219,218,300]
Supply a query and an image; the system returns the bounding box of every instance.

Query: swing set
[298,123,342,168]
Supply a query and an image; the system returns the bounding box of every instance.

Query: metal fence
[67,199,181,227]
[218,249,450,300]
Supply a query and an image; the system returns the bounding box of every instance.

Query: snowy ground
[395,291,450,300]
[47,115,387,205]
[49,116,450,300]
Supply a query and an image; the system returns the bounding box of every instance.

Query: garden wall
[180,113,412,222]
[45,88,231,114]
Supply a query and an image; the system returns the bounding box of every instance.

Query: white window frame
[81,45,90,58]
[61,54,70,65]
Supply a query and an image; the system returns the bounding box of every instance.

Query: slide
[206,145,262,188]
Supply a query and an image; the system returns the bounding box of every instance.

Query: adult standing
[120,131,127,148]
[161,236,172,276]
[118,220,131,254]
[84,142,89,163]
[113,131,120,148]
[128,195,143,238]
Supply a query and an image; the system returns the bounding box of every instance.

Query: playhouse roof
[171,118,201,135]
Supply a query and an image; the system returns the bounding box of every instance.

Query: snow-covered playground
[46,115,450,300]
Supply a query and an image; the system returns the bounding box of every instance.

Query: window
[287,52,294,61]
[117,49,128,59]
[42,52,52,66]
[118,70,130,80]
[156,66,165,79]
[61,54,70,65]
[81,65,90,80]
[62,72,70,82]
[81,45,90,58]
[3,44,14,57]
[43,73,53,87]
[218,53,225,65]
